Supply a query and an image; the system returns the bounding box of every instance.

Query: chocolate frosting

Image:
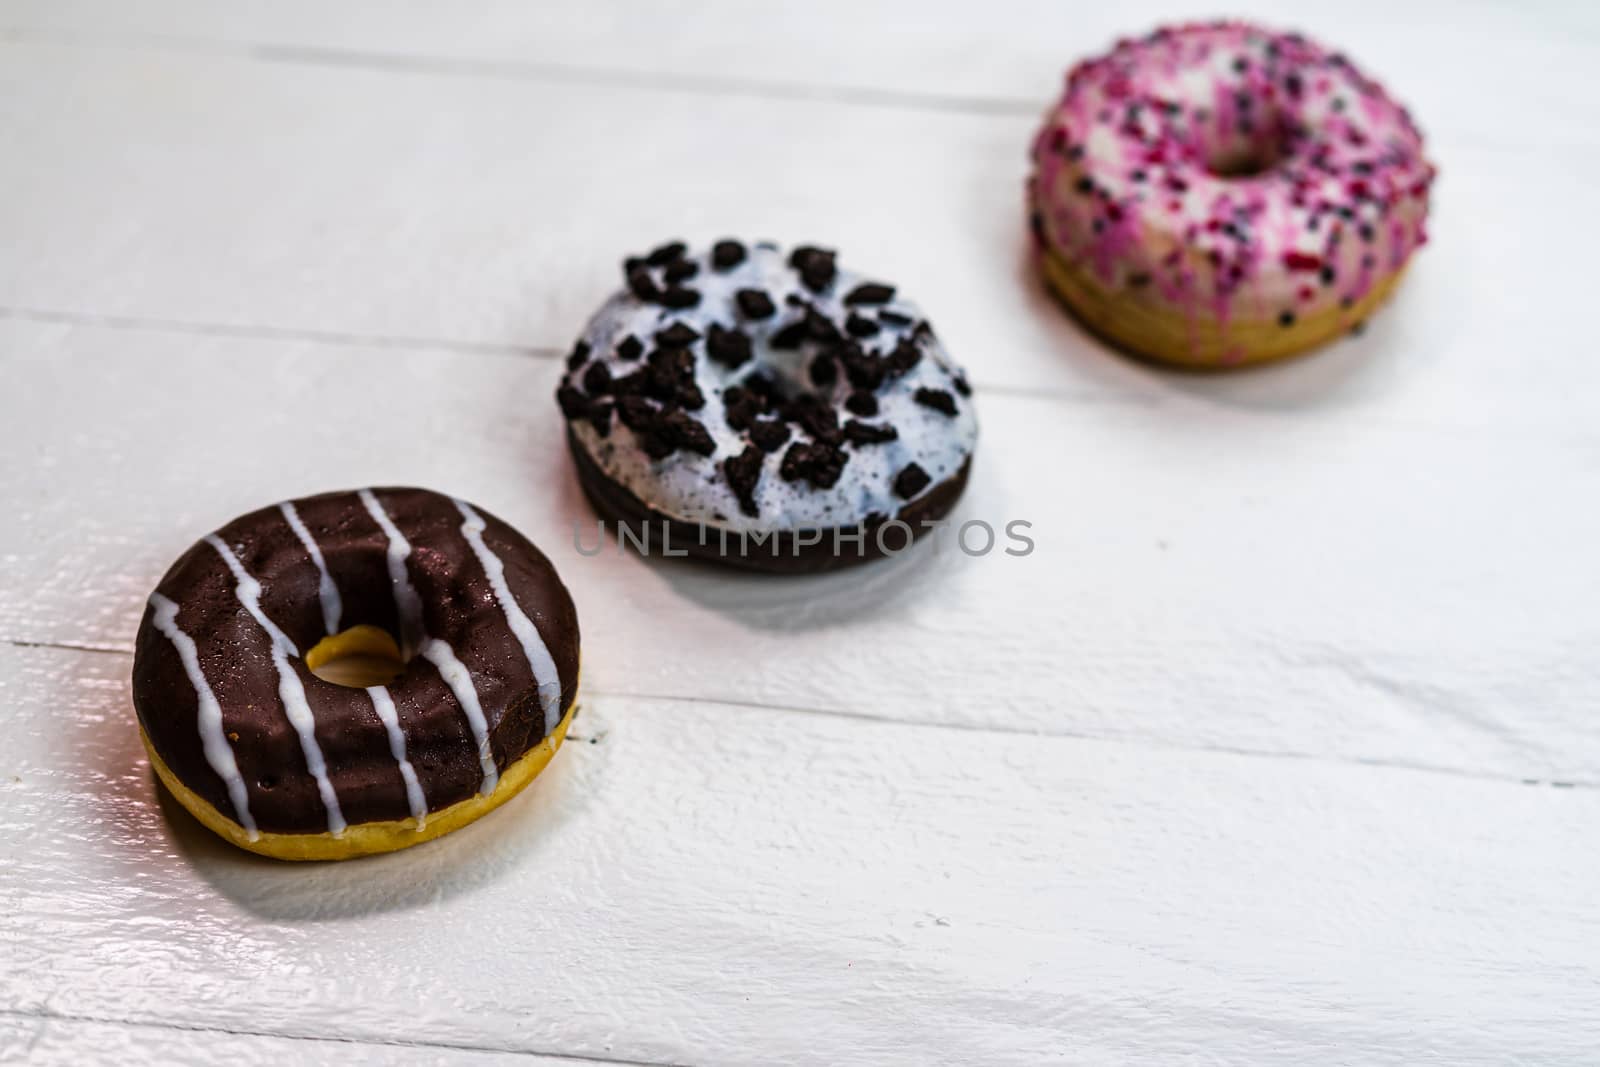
[132,488,580,836]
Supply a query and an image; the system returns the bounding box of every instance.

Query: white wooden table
[2,2,1597,1063]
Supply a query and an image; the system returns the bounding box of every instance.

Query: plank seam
[0,305,1151,408]
[0,25,1041,117]
[0,1006,676,1066]
[0,306,552,360]
[9,637,1592,790]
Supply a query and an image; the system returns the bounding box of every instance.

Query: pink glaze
[1029,21,1435,337]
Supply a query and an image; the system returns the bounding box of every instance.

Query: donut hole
[305,624,407,688]
[1206,142,1282,179]
[1198,103,1297,180]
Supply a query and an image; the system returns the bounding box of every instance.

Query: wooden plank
[0,37,1593,430]
[4,320,1598,782]
[5,642,1597,1065]
[3,0,1594,145]
[0,1011,593,1066]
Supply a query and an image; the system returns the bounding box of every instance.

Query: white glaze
[358,488,426,659]
[358,488,499,798]
[146,592,260,841]
[278,499,342,636]
[453,498,563,739]
[205,534,348,837]
[564,243,978,532]
[420,638,500,796]
[364,684,428,830]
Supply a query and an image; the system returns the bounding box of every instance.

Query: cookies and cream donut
[558,240,978,571]
[131,487,580,861]
[1029,21,1435,367]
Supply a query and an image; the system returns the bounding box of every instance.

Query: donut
[557,240,978,572]
[131,487,580,861]
[1028,21,1435,368]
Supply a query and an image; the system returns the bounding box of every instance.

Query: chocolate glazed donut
[131,487,580,860]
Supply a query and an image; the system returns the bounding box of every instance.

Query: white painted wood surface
[1,2,1596,1063]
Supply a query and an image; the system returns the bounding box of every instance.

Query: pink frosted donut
[1028,21,1435,367]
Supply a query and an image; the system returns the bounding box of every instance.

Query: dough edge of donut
[1036,241,1407,369]
[139,693,578,862]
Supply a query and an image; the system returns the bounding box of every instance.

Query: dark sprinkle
[779,440,848,489]
[842,346,887,391]
[1278,310,1296,327]
[711,239,747,270]
[616,396,656,431]
[655,322,700,347]
[1319,265,1336,286]
[583,361,614,396]
[566,340,591,371]
[845,313,880,338]
[878,309,913,327]
[646,241,686,266]
[638,430,677,461]
[735,288,776,319]
[844,390,879,417]
[913,387,957,416]
[808,353,838,387]
[789,245,837,293]
[706,323,753,368]
[893,463,931,500]
[843,282,896,306]
[747,416,791,453]
[887,339,922,376]
[586,401,614,438]
[663,260,699,284]
[659,286,701,309]
[952,374,972,398]
[721,386,767,431]
[626,267,661,302]
[1075,177,1094,195]
[724,445,764,517]
[659,410,716,456]
[803,306,841,343]
[616,334,644,360]
[610,369,648,398]
[784,393,842,445]
[556,385,591,419]
[770,321,808,349]
[843,419,898,446]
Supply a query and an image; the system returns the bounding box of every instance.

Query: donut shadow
[149,738,591,923]
[1010,233,1432,414]
[648,525,967,633]
[74,659,596,923]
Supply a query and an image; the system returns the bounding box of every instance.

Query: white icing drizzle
[206,534,348,837]
[421,638,500,796]
[278,500,342,636]
[453,499,564,740]
[360,488,498,798]
[147,592,260,840]
[365,684,428,829]
[358,488,425,658]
